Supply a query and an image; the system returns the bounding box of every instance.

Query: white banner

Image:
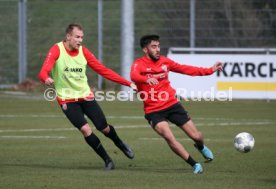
[167,53,276,100]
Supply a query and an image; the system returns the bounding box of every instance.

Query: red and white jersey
[131,55,214,114]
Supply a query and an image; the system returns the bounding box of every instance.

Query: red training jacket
[130,55,214,114]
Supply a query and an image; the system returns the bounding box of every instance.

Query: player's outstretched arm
[212,62,224,72]
[130,83,137,91]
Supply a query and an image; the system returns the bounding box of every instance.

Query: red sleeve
[38,45,60,82]
[168,58,214,76]
[130,61,149,83]
[82,47,131,86]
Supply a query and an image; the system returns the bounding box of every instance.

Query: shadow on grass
[1,160,239,174]
[1,162,192,173]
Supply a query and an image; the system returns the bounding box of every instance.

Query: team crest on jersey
[161,64,168,72]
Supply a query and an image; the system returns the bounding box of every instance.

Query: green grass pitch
[0,92,275,189]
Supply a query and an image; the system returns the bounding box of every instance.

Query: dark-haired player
[131,34,223,174]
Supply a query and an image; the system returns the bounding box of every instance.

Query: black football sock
[85,133,111,162]
[195,143,204,151]
[104,125,123,147]
[185,155,197,167]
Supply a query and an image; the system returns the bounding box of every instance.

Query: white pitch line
[0,120,275,134]
[0,128,75,133]
[197,121,276,126]
[0,114,275,122]
[0,115,144,119]
[0,136,66,139]
[0,114,64,118]
[0,126,148,133]
[107,116,143,119]
[114,125,148,129]
[139,137,213,142]
[0,114,144,119]
[0,114,242,120]
[1,114,275,127]
[139,137,199,141]
[138,137,234,142]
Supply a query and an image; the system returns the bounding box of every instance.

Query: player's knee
[100,125,110,135]
[95,119,109,132]
[80,124,92,137]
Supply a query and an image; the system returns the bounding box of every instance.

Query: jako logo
[64,67,83,72]
[217,62,276,78]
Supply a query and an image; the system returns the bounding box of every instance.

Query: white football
[234,132,255,153]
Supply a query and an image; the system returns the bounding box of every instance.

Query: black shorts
[145,103,191,128]
[60,99,108,131]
